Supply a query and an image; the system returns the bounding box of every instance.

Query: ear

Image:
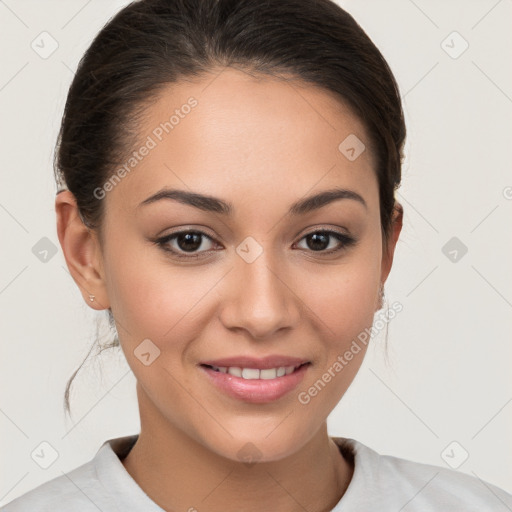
[380,201,403,285]
[55,190,110,310]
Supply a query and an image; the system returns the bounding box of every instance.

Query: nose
[219,250,301,339]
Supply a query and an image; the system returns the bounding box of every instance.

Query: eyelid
[157,225,218,239]
[296,224,350,239]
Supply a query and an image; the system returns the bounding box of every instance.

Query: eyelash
[153,228,357,260]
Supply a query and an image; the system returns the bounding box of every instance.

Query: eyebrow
[138,187,367,215]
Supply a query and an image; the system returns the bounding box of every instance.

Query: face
[71,67,400,462]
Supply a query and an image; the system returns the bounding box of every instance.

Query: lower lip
[200,364,310,404]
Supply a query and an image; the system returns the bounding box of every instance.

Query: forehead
[109,67,378,216]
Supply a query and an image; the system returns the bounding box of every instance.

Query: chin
[195,421,318,465]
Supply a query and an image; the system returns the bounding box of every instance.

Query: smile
[199,361,311,403]
[204,363,307,380]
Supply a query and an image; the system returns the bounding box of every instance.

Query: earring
[378,284,385,309]
[89,294,95,302]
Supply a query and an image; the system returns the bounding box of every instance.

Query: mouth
[200,362,309,380]
[198,357,311,403]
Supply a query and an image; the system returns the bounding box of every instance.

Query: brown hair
[56,0,406,417]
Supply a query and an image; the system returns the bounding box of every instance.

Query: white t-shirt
[2,434,511,511]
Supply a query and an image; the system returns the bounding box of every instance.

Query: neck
[122,391,353,512]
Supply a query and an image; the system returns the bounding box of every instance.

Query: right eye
[154,230,219,259]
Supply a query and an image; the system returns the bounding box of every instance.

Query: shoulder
[332,437,512,511]
[0,459,102,512]
[0,435,147,512]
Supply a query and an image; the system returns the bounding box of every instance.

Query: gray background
[1,0,511,504]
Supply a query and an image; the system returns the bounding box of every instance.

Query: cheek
[103,238,221,353]
[102,234,171,334]
[296,246,382,341]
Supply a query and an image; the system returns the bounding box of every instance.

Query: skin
[56,66,402,512]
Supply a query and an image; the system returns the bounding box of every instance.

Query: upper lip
[200,355,310,370]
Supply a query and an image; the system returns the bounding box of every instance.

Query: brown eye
[155,230,217,258]
[295,230,356,254]
[175,232,203,252]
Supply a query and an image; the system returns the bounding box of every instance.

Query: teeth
[260,368,278,380]
[209,364,303,379]
[242,368,260,379]
[227,367,242,377]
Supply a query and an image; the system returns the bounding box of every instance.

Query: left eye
[295,230,355,253]
[154,229,356,259]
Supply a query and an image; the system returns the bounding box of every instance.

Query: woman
[2,0,511,510]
